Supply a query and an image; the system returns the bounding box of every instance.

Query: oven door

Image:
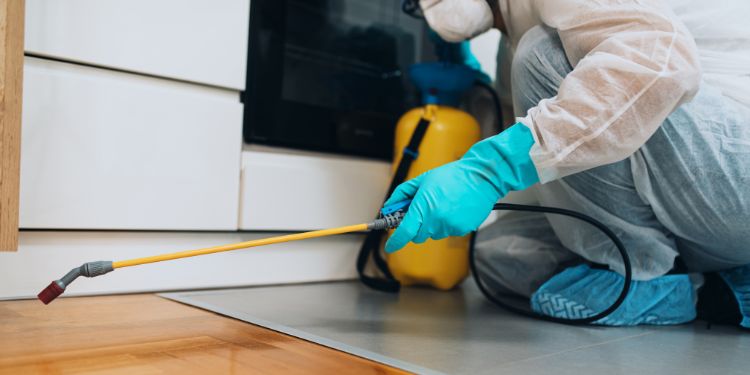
[243,0,430,159]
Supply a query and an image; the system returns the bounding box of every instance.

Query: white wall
[470,29,501,81]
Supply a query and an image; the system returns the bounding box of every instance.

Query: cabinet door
[25,0,250,89]
[20,57,242,230]
[240,147,391,231]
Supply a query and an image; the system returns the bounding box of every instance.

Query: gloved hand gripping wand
[37,202,409,304]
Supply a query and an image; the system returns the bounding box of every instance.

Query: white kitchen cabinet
[25,0,250,90]
[0,230,361,299]
[20,57,243,230]
[240,146,391,231]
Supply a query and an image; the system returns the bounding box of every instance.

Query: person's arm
[521,0,701,182]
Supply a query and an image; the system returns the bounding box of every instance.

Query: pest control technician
[386,0,750,326]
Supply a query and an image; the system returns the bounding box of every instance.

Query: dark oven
[243,0,434,159]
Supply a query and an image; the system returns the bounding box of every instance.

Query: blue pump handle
[381,199,412,216]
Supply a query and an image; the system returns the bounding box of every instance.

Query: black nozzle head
[38,281,65,305]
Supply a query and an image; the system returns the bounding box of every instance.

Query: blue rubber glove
[384,123,539,253]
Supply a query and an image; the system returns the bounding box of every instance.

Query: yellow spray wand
[114,223,369,269]
[37,202,408,304]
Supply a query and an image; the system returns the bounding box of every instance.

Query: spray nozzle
[37,261,114,304]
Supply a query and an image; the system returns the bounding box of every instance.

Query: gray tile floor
[161,281,750,375]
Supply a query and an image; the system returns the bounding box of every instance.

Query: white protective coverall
[421,0,750,294]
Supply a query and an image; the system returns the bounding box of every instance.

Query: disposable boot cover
[531,264,696,325]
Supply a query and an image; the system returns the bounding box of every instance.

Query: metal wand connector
[368,211,406,230]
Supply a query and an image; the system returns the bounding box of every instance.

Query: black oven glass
[244,0,433,159]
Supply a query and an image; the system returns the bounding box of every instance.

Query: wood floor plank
[0,294,409,374]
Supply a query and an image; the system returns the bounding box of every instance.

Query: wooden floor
[0,294,409,374]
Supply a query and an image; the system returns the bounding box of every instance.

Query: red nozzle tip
[38,282,64,305]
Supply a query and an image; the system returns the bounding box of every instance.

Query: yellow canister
[386,104,481,290]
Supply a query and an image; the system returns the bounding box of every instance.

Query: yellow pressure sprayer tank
[386,63,482,290]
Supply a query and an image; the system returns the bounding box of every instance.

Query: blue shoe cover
[531,264,696,326]
[718,264,750,328]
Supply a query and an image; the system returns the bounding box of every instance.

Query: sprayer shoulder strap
[356,115,432,293]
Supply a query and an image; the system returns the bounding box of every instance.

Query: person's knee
[511,26,572,116]
[535,158,680,280]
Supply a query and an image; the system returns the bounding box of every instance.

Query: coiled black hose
[468,80,632,324]
[470,203,633,324]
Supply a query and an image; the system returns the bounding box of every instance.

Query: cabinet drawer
[240,146,391,231]
[25,0,249,89]
[20,57,243,230]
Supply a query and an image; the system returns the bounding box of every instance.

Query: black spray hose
[473,79,504,131]
[464,79,633,324]
[471,203,633,325]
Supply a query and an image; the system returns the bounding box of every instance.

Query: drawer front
[25,0,249,89]
[20,57,243,230]
[240,147,391,231]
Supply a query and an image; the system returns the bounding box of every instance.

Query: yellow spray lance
[37,202,409,304]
